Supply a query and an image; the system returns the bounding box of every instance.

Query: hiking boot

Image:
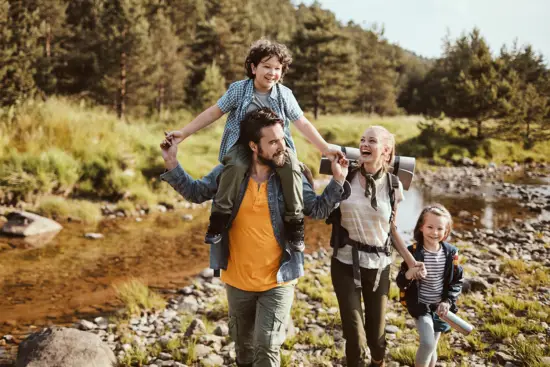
[285,218,305,252]
[205,213,230,245]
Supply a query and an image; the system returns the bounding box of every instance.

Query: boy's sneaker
[285,218,305,252]
[205,213,230,245]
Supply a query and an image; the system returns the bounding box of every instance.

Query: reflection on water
[396,184,546,242]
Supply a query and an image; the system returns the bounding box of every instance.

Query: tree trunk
[156,81,165,116]
[476,120,483,139]
[46,23,51,58]
[117,51,126,120]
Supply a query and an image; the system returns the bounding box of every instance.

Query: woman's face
[359,127,388,167]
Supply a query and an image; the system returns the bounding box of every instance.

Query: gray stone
[85,233,104,239]
[16,327,115,367]
[2,211,62,237]
[462,277,491,293]
[385,325,400,334]
[200,268,214,279]
[201,354,224,367]
[79,319,96,331]
[193,344,212,358]
[213,324,229,337]
[494,351,515,364]
[184,319,206,338]
[181,214,193,221]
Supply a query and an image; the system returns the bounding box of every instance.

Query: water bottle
[440,311,474,335]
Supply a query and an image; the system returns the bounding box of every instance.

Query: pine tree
[197,61,226,110]
[34,0,68,95]
[287,2,357,119]
[418,29,515,139]
[57,0,106,95]
[1,0,41,106]
[148,7,189,115]
[97,0,155,118]
[346,23,399,115]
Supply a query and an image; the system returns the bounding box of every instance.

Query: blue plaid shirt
[216,79,304,162]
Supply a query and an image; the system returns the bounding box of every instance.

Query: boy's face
[251,56,282,93]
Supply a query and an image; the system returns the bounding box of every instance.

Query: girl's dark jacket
[396,241,464,318]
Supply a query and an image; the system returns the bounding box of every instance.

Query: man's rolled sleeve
[160,164,223,203]
[303,177,351,219]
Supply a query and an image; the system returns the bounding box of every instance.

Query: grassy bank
[1,98,548,218]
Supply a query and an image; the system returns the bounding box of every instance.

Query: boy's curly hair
[244,39,293,80]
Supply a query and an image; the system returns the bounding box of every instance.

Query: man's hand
[323,146,345,162]
[436,301,450,317]
[160,133,179,170]
[331,157,349,184]
[161,130,185,148]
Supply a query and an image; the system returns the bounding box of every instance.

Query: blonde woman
[327,126,425,367]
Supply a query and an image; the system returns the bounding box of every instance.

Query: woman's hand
[332,157,349,184]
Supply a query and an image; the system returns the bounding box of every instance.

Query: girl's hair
[244,39,293,80]
[413,204,454,245]
[367,125,395,172]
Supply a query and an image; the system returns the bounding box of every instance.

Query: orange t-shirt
[221,179,283,292]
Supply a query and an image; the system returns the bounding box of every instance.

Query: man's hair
[244,39,292,80]
[238,107,284,146]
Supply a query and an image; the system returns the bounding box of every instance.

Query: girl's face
[420,212,449,248]
[359,127,389,168]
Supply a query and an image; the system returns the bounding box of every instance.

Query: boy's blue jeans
[226,283,295,367]
[213,144,304,222]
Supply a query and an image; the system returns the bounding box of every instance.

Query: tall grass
[114,278,166,315]
[1,98,547,207]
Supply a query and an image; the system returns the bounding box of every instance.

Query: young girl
[396,204,464,367]
[327,126,424,367]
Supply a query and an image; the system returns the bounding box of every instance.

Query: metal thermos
[440,311,474,335]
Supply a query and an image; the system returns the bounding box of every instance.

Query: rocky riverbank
[2,163,549,366]
[5,217,548,366]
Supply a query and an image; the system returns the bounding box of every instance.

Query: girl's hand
[437,301,450,317]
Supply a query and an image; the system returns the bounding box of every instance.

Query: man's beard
[257,145,286,168]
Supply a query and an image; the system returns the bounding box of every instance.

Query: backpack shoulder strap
[387,173,400,217]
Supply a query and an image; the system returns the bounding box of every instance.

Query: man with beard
[160,107,349,367]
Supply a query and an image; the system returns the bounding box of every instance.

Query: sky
[302,0,550,61]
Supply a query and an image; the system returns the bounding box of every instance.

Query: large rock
[2,211,62,237]
[16,327,115,367]
[462,277,491,293]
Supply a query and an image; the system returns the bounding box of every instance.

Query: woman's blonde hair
[366,125,395,172]
[413,204,453,245]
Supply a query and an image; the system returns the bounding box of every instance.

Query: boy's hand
[436,301,450,317]
[161,130,185,148]
[323,146,345,162]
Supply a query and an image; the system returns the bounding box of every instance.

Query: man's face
[254,123,286,167]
